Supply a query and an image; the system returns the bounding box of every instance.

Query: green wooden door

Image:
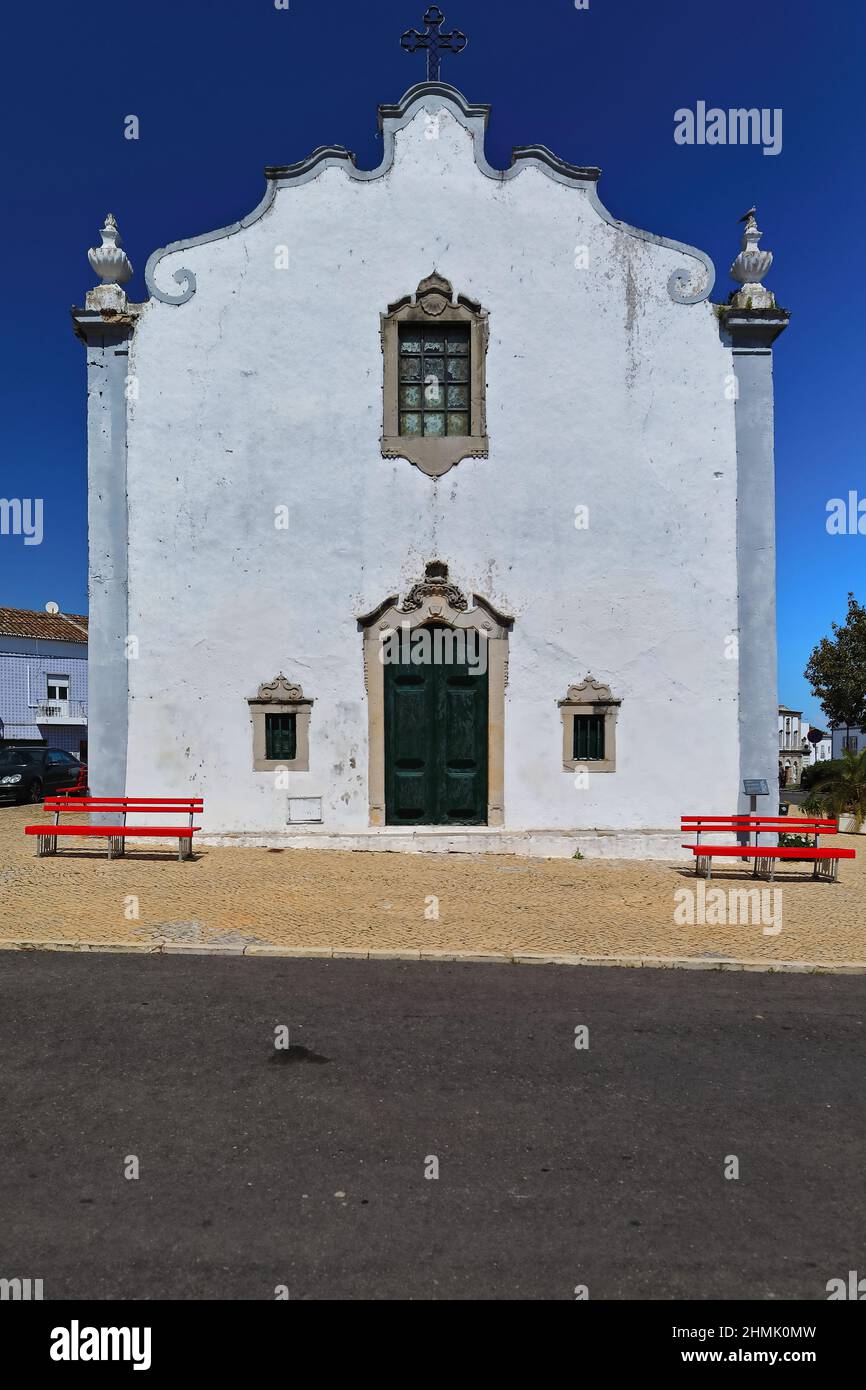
[384,627,488,825]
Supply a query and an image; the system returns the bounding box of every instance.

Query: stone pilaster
[721,304,790,814]
[71,216,139,798]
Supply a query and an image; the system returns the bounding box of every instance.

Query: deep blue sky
[1,0,863,726]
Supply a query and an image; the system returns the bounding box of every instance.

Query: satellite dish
[45,601,60,615]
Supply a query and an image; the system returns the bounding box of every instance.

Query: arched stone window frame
[357,563,512,826]
[247,675,313,772]
[559,676,621,774]
[380,273,489,478]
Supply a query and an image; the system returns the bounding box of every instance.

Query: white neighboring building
[801,722,832,768]
[831,726,865,759]
[72,78,789,857]
[779,705,808,786]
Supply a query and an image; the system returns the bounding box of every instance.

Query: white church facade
[73,79,788,858]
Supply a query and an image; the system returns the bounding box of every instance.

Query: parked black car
[0,746,86,805]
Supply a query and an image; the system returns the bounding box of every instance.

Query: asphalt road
[0,952,864,1300]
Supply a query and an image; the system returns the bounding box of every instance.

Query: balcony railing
[34,700,87,724]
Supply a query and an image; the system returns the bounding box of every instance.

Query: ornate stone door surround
[358,562,512,827]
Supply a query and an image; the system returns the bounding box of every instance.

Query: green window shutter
[265,713,297,761]
[573,715,605,761]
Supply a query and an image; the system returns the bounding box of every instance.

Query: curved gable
[145,82,714,307]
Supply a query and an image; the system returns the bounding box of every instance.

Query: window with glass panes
[573,714,605,761]
[399,325,470,437]
[265,713,297,762]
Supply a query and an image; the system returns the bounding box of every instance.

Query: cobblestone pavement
[0,804,863,965]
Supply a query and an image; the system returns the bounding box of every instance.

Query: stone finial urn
[730,210,775,309]
[88,214,133,286]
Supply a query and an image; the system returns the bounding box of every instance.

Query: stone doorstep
[0,939,864,974]
[196,828,688,862]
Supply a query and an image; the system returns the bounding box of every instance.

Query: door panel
[384,627,488,826]
[386,671,434,825]
[440,672,487,823]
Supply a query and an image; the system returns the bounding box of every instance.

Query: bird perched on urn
[730,207,775,308]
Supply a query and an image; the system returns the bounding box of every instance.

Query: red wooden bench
[681,815,856,882]
[26,796,203,861]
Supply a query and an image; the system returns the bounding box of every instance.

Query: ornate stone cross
[401,6,467,82]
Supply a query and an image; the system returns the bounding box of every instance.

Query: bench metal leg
[696,855,711,880]
[814,859,838,884]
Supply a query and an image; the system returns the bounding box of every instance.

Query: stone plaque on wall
[287,797,323,824]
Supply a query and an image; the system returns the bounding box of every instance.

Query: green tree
[804,593,866,741]
[801,748,866,831]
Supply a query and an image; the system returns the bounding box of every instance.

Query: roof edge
[0,606,89,643]
[144,84,714,307]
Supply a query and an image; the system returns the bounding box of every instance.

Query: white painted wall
[778,708,803,751]
[801,723,831,766]
[124,98,740,840]
[832,727,865,759]
[811,738,832,764]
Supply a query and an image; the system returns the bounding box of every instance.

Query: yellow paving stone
[0,804,863,967]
